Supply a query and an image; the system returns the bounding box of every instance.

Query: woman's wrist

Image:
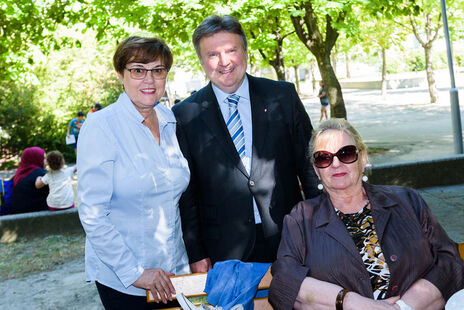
[335,288,350,310]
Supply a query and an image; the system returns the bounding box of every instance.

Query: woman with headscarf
[10,146,49,214]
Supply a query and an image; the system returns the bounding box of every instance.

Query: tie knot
[227,94,240,106]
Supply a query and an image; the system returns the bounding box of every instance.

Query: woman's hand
[35,176,45,189]
[132,268,175,304]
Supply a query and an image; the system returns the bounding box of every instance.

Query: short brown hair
[192,15,247,59]
[113,36,173,75]
[46,151,65,171]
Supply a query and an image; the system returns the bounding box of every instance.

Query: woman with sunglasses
[269,118,463,310]
[77,36,190,309]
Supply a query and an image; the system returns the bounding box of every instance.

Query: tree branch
[325,11,343,53]
[430,13,442,43]
[409,14,426,47]
[282,30,295,40]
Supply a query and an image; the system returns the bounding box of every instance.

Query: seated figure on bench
[10,147,49,214]
[269,119,464,310]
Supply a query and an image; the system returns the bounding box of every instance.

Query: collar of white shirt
[211,75,250,106]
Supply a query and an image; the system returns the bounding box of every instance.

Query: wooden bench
[459,242,464,260]
[147,266,273,309]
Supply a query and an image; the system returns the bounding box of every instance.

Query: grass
[0,233,85,281]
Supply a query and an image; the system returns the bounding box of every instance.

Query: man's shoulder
[248,74,294,90]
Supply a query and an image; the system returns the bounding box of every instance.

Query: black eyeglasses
[125,67,168,80]
[313,145,359,168]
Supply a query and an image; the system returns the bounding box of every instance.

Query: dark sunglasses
[313,145,359,168]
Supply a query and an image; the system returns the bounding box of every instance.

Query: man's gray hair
[192,15,248,58]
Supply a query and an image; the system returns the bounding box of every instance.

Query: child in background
[35,151,76,211]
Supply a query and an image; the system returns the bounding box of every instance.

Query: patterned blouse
[337,203,390,299]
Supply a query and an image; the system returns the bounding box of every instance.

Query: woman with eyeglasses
[269,118,463,310]
[77,36,190,309]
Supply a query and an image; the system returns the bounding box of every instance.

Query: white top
[77,92,190,296]
[212,76,262,224]
[41,167,75,208]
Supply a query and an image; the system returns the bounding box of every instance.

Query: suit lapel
[315,194,366,269]
[248,75,270,177]
[365,183,396,243]
[199,83,249,177]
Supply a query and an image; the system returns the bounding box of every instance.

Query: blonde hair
[310,118,368,163]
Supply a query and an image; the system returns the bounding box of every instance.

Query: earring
[317,183,324,190]
[362,175,368,182]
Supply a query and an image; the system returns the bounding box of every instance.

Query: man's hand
[132,268,175,304]
[190,258,212,273]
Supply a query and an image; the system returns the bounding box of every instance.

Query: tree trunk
[290,2,347,118]
[345,52,351,79]
[331,51,337,76]
[424,45,437,103]
[272,63,286,81]
[408,12,441,104]
[381,47,387,97]
[316,53,347,119]
[310,60,317,94]
[293,66,300,94]
[249,56,258,76]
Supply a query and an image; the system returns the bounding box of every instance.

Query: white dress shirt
[212,76,262,224]
[77,92,190,296]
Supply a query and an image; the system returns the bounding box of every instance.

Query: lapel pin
[264,108,267,112]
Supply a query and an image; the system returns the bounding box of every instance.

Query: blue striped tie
[226,94,246,159]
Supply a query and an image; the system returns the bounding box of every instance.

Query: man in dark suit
[172,15,319,273]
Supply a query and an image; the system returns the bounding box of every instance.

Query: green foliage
[0,80,74,162]
[386,49,447,74]
[1,27,122,162]
[0,0,80,81]
[408,50,426,72]
[1,0,464,150]
[0,82,41,156]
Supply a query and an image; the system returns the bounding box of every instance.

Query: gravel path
[0,259,103,310]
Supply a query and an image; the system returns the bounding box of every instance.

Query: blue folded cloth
[204,260,271,310]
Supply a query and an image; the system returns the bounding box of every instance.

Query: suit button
[391,285,398,292]
[249,180,255,187]
[390,255,398,262]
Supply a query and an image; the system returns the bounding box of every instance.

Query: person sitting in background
[9,147,49,214]
[269,118,464,310]
[35,150,76,211]
[77,35,190,308]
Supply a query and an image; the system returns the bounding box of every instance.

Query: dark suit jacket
[172,74,318,264]
[269,183,464,309]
